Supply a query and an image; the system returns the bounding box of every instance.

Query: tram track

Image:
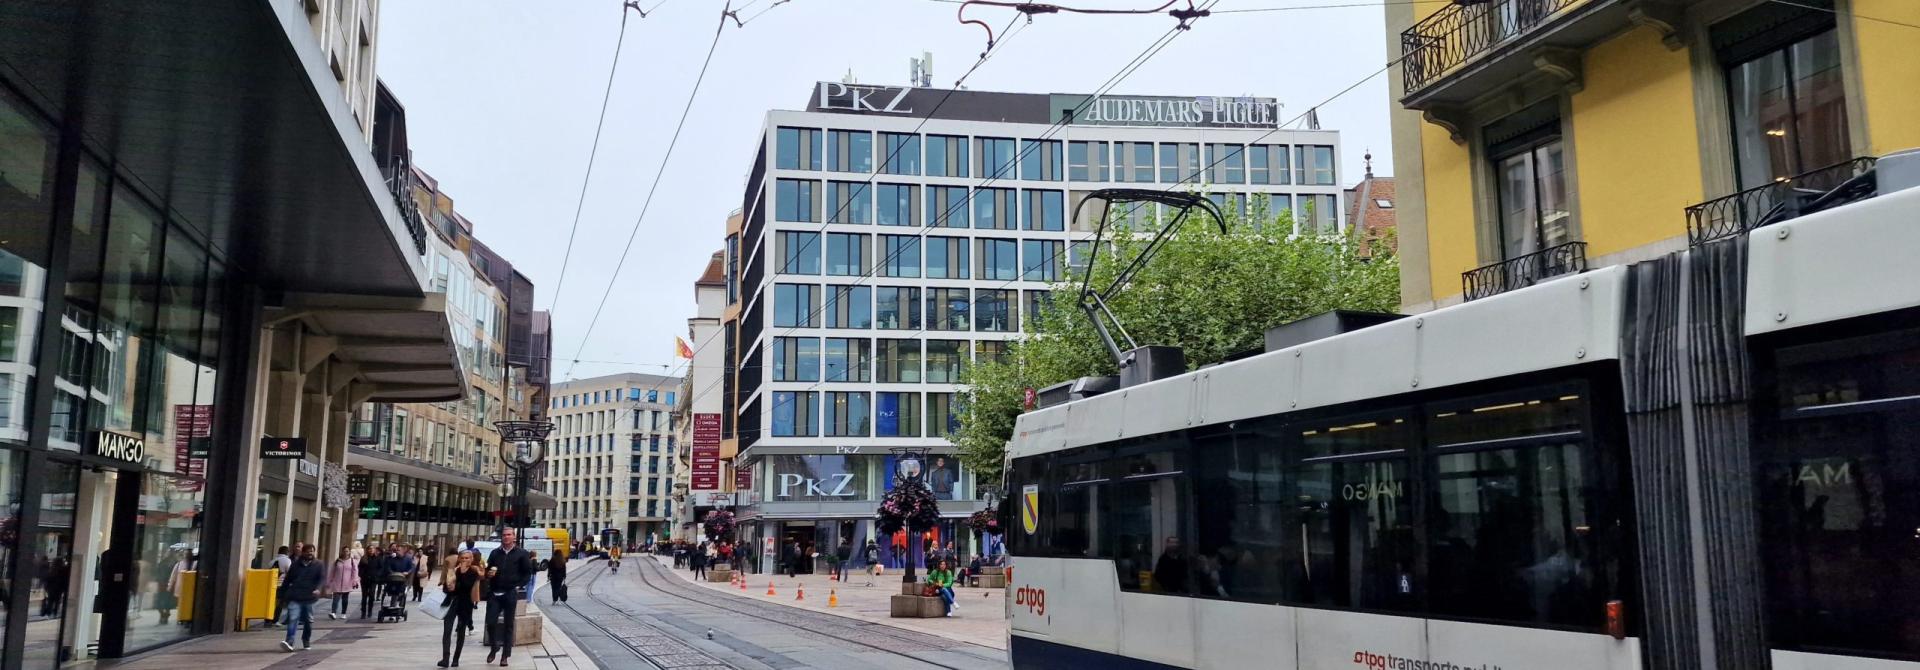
[550,560,730,669]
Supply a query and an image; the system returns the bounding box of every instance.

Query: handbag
[419,591,450,619]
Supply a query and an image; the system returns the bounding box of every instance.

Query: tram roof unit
[1008,263,1630,460]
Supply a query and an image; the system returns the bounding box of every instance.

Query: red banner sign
[691,413,722,491]
[173,405,213,490]
[735,467,752,491]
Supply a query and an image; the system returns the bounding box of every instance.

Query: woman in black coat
[547,551,569,603]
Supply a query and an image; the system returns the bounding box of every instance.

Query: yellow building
[1387,0,1920,311]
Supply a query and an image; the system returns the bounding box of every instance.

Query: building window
[1159,142,1199,184]
[771,391,818,437]
[926,340,966,383]
[776,127,821,170]
[925,236,969,279]
[1021,190,1064,231]
[827,129,873,173]
[1208,192,1247,220]
[875,286,921,330]
[826,233,868,276]
[877,184,920,227]
[1488,107,1571,259]
[776,179,820,222]
[1253,193,1292,231]
[1069,141,1109,182]
[1301,194,1341,236]
[973,187,1016,230]
[926,134,969,177]
[826,392,870,437]
[1206,144,1246,184]
[1021,139,1063,181]
[773,283,820,328]
[824,285,871,329]
[776,231,820,274]
[1719,12,1849,189]
[977,238,1017,281]
[1249,145,1289,185]
[879,235,920,278]
[1022,240,1062,282]
[827,181,872,224]
[875,392,921,437]
[927,186,970,228]
[1119,142,1155,183]
[773,337,820,382]
[929,288,971,331]
[976,289,1017,332]
[824,337,871,383]
[881,132,921,175]
[977,137,1017,178]
[1288,412,1418,612]
[1296,145,1336,185]
[927,393,959,438]
[877,339,922,383]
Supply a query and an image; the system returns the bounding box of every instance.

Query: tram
[1004,157,1920,669]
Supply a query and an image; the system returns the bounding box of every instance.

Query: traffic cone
[767,581,776,596]
[828,589,839,608]
[738,575,747,591]
[829,570,838,582]
[796,584,805,601]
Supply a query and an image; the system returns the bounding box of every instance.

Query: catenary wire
[548,0,655,310]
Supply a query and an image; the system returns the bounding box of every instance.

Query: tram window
[1427,387,1585,449]
[1099,441,1189,593]
[1053,458,1101,557]
[1759,329,1920,658]
[1006,456,1052,556]
[1191,422,1288,603]
[1289,416,1419,612]
[1428,443,1598,627]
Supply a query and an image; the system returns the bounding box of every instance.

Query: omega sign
[90,430,146,465]
[817,82,914,114]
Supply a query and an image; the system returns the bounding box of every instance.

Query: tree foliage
[955,204,1399,483]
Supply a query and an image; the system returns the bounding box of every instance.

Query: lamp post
[493,421,554,544]
[888,446,931,584]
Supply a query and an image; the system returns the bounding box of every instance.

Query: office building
[674,250,734,538]
[538,373,682,547]
[722,82,1343,573]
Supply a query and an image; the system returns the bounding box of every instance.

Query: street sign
[346,474,371,495]
[260,437,307,460]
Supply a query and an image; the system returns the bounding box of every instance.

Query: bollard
[829,589,839,608]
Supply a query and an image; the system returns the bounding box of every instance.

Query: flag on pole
[675,336,694,359]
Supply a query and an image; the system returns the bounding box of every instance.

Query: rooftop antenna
[921,52,934,87]
[1072,189,1228,388]
[1305,107,1321,130]
[841,68,857,85]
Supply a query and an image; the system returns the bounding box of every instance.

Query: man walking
[267,544,293,627]
[861,540,880,586]
[278,545,325,651]
[834,539,852,582]
[358,543,383,619]
[486,528,536,667]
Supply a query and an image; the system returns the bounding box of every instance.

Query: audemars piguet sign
[1052,94,1280,129]
[817,82,915,114]
[89,430,146,465]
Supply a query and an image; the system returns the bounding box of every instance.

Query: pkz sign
[816,82,914,114]
[1053,94,1280,129]
[89,430,146,465]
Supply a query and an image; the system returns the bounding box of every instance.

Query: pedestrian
[267,545,291,627]
[485,528,537,667]
[163,551,195,626]
[861,540,880,586]
[357,544,384,619]
[834,539,852,582]
[326,547,359,620]
[439,550,485,668]
[384,543,414,610]
[928,559,957,617]
[546,549,568,604]
[278,544,325,652]
[690,543,707,581]
[783,541,800,579]
[413,546,431,602]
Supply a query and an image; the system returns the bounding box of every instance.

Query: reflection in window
[1723,17,1849,189]
[1021,139,1062,181]
[1428,444,1595,627]
[772,337,820,382]
[776,179,820,222]
[926,340,965,383]
[978,137,1016,178]
[977,238,1017,281]
[926,135,969,177]
[929,288,970,331]
[1022,190,1064,232]
[827,130,872,173]
[881,132,920,175]
[877,184,920,227]
[1102,445,1188,593]
[776,127,822,170]
[1290,416,1418,612]
[1249,145,1288,185]
[925,237,968,279]
[777,231,821,274]
[1159,143,1199,184]
[879,235,919,278]
[823,338,871,383]
[1069,141,1109,182]
[824,285,871,329]
[928,392,959,438]
[1023,240,1062,282]
[1192,425,1288,602]
[875,391,920,437]
[874,286,920,330]
[826,391,869,437]
[877,339,921,383]
[976,289,1017,332]
[927,186,969,228]
[1207,144,1245,184]
[973,187,1016,231]
[826,233,868,277]
[826,181,871,224]
[772,283,819,328]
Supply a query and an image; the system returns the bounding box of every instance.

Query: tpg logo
[1014,585,1046,616]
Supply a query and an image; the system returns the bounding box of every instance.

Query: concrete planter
[889,594,947,618]
[707,568,733,583]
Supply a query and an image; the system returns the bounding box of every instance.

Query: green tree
[955,202,1399,483]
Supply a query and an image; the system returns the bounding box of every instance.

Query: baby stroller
[378,572,410,623]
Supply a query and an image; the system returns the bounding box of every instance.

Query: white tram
[1004,158,1920,669]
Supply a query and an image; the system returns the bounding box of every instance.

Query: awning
[348,446,497,492]
[267,292,468,403]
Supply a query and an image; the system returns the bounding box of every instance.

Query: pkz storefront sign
[1052,94,1280,129]
[768,454,870,501]
[816,82,914,114]
[89,430,146,466]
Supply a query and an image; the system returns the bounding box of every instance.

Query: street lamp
[493,420,554,545]
[888,446,931,583]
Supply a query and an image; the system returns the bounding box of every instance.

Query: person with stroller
[382,543,415,618]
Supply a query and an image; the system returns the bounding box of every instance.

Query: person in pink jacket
[326,547,361,620]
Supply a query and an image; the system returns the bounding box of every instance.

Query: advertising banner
[691,413,722,491]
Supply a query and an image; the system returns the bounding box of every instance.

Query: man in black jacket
[278,545,325,652]
[358,543,383,619]
[485,529,536,666]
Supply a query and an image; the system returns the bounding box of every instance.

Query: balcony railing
[1685,157,1879,246]
[1462,241,1589,301]
[1402,0,1583,96]
[381,157,430,256]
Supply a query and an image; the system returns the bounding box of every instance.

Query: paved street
[541,556,1009,669]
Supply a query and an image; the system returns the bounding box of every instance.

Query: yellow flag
[675,336,694,359]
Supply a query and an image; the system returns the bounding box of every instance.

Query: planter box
[971,574,1007,589]
[707,568,733,583]
[980,566,1006,576]
[889,594,946,618]
[513,612,543,646]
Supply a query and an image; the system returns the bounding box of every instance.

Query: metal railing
[1685,157,1878,246]
[1462,241,1589,301]
[1402,0,1582,95]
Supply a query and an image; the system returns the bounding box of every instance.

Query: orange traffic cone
[796,584,806,601]
[829,570,838,582]
[767,581,777,596]
[828,589,839,608]
[738,575,747,591]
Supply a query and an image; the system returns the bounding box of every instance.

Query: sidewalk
[94,595,594,670]
[653,555,1009,650]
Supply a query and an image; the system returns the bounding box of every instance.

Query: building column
[263,327,307,555]
[212,319,273,632]
[324,381,356,558]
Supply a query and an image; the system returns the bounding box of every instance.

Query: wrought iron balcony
[1685,157,1878,246]
[1462,241,1589,301]
[1403,0,1585,95]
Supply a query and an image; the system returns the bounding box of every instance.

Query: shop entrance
[775,521,815,575]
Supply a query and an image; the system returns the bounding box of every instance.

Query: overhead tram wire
[548,0,658,311]
[564,1,738,381]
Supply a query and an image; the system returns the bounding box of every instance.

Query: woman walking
[546,550,569,603]
[326,547,359,620]
[690,542,708,581]
[439,550,484,667]
[357,544,383,619]
[412,546,430,602]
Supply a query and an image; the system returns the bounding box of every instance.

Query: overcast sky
[377,0,1394,383]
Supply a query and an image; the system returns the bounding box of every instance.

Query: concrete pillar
[323,385,351,559]
[300,364,331,553]
[264,328,306,554]
[218,325,275,631]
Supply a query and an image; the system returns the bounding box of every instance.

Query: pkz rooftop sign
[1052,94,1280,129]
[817,82,914,114]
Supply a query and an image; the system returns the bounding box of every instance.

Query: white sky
[377,0,1396,382]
